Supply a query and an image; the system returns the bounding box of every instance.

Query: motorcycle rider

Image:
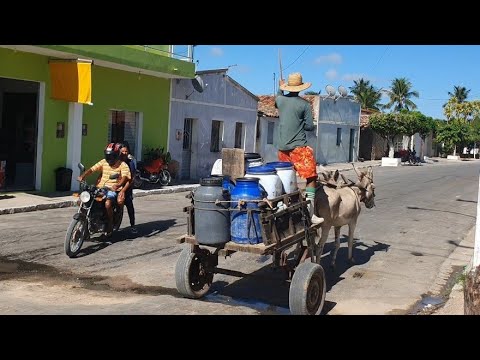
[77,143,131,237]
[118,141,137,234]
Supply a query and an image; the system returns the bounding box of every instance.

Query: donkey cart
[175,189,326,315]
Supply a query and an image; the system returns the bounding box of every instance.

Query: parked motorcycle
[399,149,421,165]
[65,163,124,258]
[133,157,171,189]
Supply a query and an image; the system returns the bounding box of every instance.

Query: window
[267,122,275,144]
[210,120,223,152]
[235,122,243,149]
[336,128,342,146]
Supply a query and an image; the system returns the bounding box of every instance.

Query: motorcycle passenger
[77,142,131,237]
[118,141,137,234]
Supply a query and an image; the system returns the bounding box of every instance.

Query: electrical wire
[282,46,311,72]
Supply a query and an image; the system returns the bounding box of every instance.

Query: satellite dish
[192,75,205,93]
[325,85,336,97]
[338,86,348,97]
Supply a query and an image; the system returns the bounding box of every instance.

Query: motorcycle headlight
[80,191,91,203]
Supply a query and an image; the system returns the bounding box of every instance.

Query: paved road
[0,161,478,314]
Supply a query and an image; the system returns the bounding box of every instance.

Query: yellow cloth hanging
[49,60,92,104]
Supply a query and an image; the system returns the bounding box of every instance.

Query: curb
[0,200,77,215]
[0,184,200,216]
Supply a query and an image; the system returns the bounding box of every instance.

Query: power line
[369,45,389,74]
[283,46,311,72]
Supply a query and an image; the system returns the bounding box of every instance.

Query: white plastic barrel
[266,162,298,194]
[245,165,282,199]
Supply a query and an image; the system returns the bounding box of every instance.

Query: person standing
[118,141,138,234]
[275,72,323,224]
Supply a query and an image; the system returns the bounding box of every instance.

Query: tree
[304,90,320,95]
[384,77,419,112]
[370,112,407,158]
[443,98,480,122]
[435,119,471,156]
[349,78,383,110]
[448,85,471,103]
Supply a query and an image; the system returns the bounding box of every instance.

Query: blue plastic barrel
[230,177,263,244]
[211,175,235,193]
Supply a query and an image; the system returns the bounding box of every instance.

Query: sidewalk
[0,184,200,216]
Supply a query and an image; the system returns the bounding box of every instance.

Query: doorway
[0,80,39,191]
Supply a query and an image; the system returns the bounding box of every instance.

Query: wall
[315,97,360,164]
[169,102,257,179]
[82,66,170,175]
[170,72,257,180]
[257,116,278,163]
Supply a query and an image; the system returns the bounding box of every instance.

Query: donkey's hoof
[349,257,356,265]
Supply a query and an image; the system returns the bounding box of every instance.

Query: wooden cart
[176,190,326,315]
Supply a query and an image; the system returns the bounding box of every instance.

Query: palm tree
[448,85,470,103]
[349,78,383,111]
[384,77,419,112]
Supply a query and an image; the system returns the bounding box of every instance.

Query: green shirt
[274,89,315,151]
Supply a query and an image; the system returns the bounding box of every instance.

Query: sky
[190,45,480,120]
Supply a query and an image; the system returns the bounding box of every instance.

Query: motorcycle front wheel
[160,169,172,186]
[65,218,88,258]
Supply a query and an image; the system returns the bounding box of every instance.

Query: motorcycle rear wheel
[65,218,88,258]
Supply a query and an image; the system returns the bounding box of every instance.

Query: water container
[230,177,263,244]
[244,152,263,169]
[211,175,235,193]
[194,177,230,245]
[266,161,298,194]
[245,165,283,199]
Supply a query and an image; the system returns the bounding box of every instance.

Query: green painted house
[0,45,195,192]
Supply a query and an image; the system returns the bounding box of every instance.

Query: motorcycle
[64,163,124,258]
[399,149,421,165]
[133,157,171,189]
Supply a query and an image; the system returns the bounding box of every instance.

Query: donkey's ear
[333,169,340,182]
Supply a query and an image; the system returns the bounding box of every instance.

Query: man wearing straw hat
[275,72,323,224]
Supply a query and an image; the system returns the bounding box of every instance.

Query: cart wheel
[175,247,214,299]
[289,262,326,315]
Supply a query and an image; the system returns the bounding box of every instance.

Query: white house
[169,69,259,180]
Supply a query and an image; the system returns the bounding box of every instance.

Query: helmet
[104,142,121,165]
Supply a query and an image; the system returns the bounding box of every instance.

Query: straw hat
[280,72,312,92]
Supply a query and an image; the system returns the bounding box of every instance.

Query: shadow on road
[76,219,177,257]
[320,238,390,294]
[200,237,389,315]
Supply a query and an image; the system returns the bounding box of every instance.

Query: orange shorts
[278,146,317,180]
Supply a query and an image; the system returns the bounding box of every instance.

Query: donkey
[313,167,376,267]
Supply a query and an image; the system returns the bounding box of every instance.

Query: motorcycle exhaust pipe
[137,175,160,183]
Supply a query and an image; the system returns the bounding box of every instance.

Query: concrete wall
[170,72,258,180]
[315,97,360,164]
